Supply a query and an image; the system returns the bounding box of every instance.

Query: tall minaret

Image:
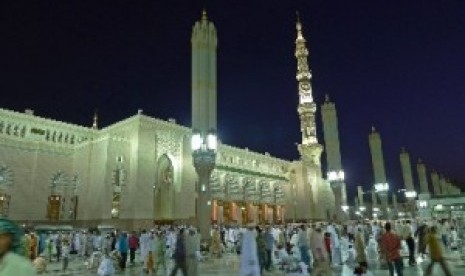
[321,95,347,221]
[368,127,389,218]
[92,110,98,129]
[191,10,218,242]
[431,171,440,195]
[417,159,429,194]
[357,186,364,207]
[192,10,217,133]
[295,14,323,166]
[439,175,447,195]
[399,148,415,192]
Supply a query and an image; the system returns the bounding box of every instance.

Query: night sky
[2,1,465,202]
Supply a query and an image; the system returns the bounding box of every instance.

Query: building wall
[0,108,332,227]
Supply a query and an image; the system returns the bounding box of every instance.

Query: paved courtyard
[42,251,465,275]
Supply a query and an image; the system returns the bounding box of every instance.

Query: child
[98,252,115,276]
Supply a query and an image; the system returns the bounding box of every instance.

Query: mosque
[0,12,347,229]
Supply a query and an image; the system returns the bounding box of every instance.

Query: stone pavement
[42,251,465,275]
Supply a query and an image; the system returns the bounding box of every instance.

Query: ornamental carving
[156,131,182,159]
[210,171,222,196]
[225,174,240,196]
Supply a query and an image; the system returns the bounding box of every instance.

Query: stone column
[218,205,223,225]
[369,127,388,218]
[431,171,440,195]
[392,194,398,211]
[371,190,378,219]
[417,159,429,194]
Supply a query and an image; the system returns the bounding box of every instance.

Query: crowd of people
[236,218,460,276]
[0,216,462,275]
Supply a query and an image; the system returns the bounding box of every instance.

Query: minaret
[192,9,217,133]
[431,171,440,195]
[417,159,429,194]
[392,194,398,215]
[371,190,379,219]
[92,110,98,129]
[357,186,364,207]
[400,148,415,192]
[295,13,323,166]
[368,127,389,218]
[191,10,218,242]
[321,94,347,220]
[439,175,447,195]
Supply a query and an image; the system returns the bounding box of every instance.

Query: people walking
[424,226,452,276]
[117,232,128,271]
[170,228,187,276]
[379,222,403,276]
[128,231,138,265]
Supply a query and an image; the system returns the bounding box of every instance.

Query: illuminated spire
[295,12,317,147]
[92,110,98,129]
[201,9,208,22]
[296,11,304,41]
[295,13,323,166]
[295,12,313,104]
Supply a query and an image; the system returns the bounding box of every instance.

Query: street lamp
[191,129,217,244]
[327,170,345,182]
[405,190,417,199]
[374,183,389,193]
[327,169,345,222]
[341,205,349,212]
[418,200,428,208]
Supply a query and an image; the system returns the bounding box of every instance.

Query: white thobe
[239,230,260,276]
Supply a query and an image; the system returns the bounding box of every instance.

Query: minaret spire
[294,12,321,165]
[92,110,98,129]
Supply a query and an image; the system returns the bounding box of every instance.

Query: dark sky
[2,1,465,201]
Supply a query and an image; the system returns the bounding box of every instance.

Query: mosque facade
[0,13,337,229]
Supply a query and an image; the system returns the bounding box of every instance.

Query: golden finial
[92,109,98,129]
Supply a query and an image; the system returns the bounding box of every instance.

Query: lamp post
[191,129,217,243]
[404,190,417,218]
[374,182,389,219]
[328,170,345,222]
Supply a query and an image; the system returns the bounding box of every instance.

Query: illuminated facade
[0,13,335,228]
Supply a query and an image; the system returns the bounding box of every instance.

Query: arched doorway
[154,154,174,220]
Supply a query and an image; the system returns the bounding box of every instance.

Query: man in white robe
[239,226,260,276]
[366,235,379,268]
[328,223,342,267]
[139,230,150,265]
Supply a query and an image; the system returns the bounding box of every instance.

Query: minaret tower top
[294,12,322,165]
[191,9,217,133]
[92,110,98,130]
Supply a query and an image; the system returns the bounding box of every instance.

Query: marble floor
[43,252,465,275]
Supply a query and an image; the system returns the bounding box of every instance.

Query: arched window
[111,161,127,219]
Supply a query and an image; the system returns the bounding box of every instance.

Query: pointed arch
[154,154,174,220]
